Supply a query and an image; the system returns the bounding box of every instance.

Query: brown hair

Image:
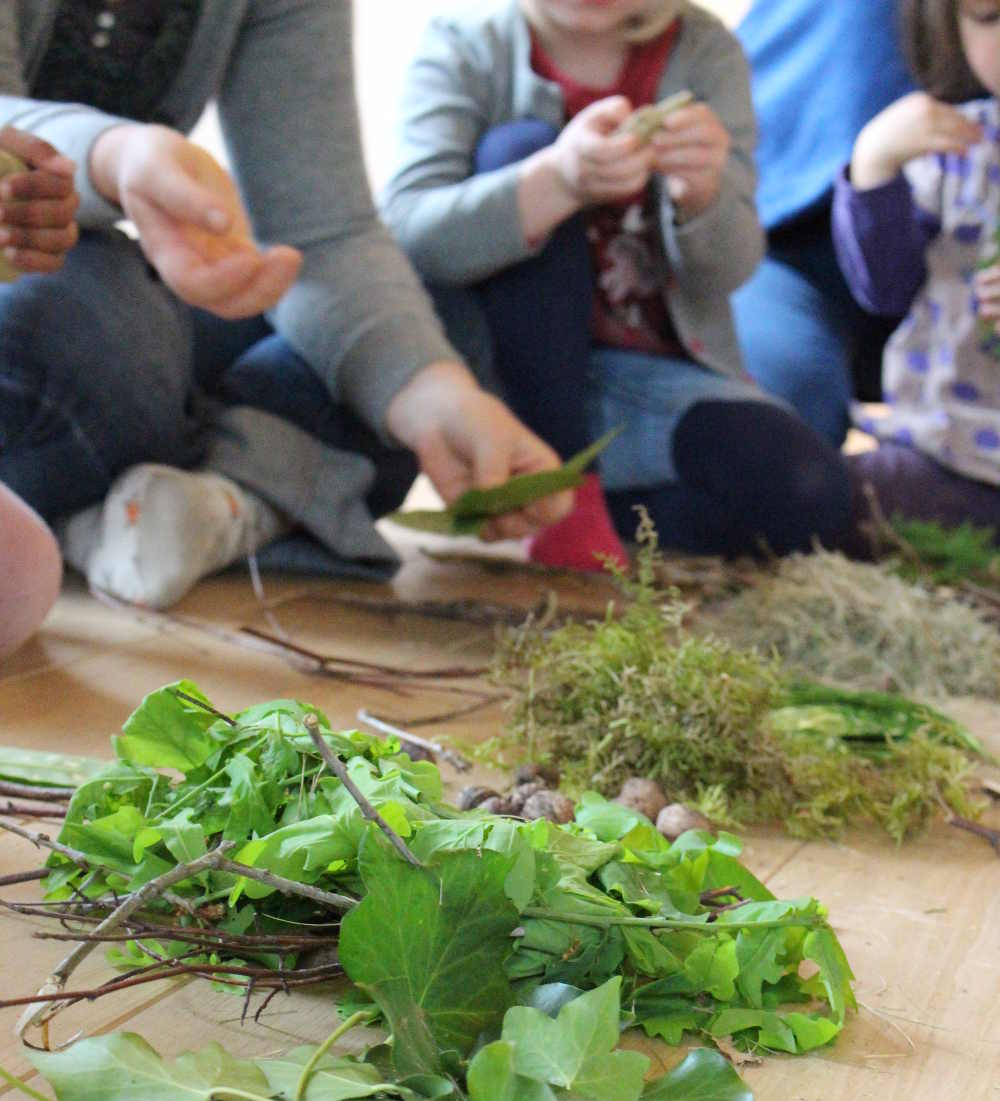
[899,0,988,101]
[521,1,684,45]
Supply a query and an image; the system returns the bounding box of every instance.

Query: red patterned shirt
[531,23,684,356]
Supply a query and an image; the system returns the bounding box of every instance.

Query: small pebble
[656,803,711,841]
[521,790,575,824]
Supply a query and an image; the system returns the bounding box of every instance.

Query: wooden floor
[1,532,999,1101]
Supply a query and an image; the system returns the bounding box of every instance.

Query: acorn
[514,761,561,787]
[521,790,575,824]
[656,803,711,841]
[613,777,668,823]
[506,781,547,814]
[456,785,501,811]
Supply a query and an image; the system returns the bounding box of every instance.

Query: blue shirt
[737,0,915,229]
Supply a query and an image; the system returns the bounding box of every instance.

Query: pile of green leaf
[492,523,988,840]
[11,680,861,1100]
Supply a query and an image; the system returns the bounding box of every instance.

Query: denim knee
[475,118,559,172]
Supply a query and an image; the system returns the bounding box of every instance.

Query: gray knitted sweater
[380,0,763,377]
[0,0,457,434]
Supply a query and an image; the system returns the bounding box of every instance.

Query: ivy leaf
[499,977,649,1100]
[733,928,787,1008]
[259,1045,418,1100]
[641,1049,753,1101]
[113,681,220,772]
[803,928,857,1024]
[466,1042,557,1101]
[338,835,520,1077]
[387,428,621,536]
[28,1033,270,1101]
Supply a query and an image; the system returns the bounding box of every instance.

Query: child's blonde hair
[521,0,685,44]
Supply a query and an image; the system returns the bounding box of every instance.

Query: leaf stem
[208,1090,274,1101]
[293,1010,372,1101]
[520,907,823,931]
[0,1063,50,1101]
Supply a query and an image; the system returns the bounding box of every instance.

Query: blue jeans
[430,119,851,555]
[0,229,415,539]
[732,207,899,446]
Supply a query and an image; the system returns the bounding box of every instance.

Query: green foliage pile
[705,547,1000,700]
[888,517,1000,587]
[8,680,865,1100]
[493,521,986,840]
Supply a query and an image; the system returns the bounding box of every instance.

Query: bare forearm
[517,146,582,245]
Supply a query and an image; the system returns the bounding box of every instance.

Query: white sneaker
[58,464,289,608]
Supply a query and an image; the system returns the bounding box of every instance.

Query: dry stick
[0,868,48,888]
[170,688,238,726]
[304,714,421,867]
[303,588,573,628]
[15,841,237,1038]
[366,696,498,731]
[0,782,72,803]
[0,817,91,869]
[356,709,473,772]
[214,857,356,912]
[949,815,1000,855]
[0,962,344,1010]
[241,625,488,680]
[0,800,66,819]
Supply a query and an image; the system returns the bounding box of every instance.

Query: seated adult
[0,0,570,626]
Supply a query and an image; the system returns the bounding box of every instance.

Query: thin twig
[365,696,500,731]
[215,858,356,912]
[356,709,472,772]
[0,782,72,803]
[949,815,1000,855]
[304,714,421,867]
[0,868,49,888]
[0,961,343,1010]
[15,842,236,1037]
[0,817,91,868]
[170,688,238,727]
[0,800,66,819]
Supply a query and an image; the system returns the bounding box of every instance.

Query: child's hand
[550,96,656,206]
[974,262,1000,336]
[649,102,730,219]
[90,123,302,318]
[851,92,982,191]
[0,126,79,273]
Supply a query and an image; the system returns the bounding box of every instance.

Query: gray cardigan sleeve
[217,0,459,434]
[379,16,540,285]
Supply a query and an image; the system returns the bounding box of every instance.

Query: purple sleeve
[832,166,941,317]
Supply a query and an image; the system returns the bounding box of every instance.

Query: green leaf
[259,1045,417,1100]
[0,746,106,788]
[113,681,220,771]
[733,928,787,1007]
[338,835,520,1077]
[28,1033,270,1101]
[387,428,621,536]
[803,928,857,1024]
[641,1049,753,1101]
[500,977,649,1100]
[466,1043,557,1101]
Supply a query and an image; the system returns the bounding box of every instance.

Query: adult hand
[385,360,573,540]
[649,102,730,219]
[0,126,79,272]
[89,123,302,318]
[851,92,982,190]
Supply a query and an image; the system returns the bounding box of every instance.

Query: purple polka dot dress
[868,100,1000,485]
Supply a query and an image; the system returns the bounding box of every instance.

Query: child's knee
[0,485,62,657]
[475,118,559,172]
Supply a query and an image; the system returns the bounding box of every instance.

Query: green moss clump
[493,514,987,841]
